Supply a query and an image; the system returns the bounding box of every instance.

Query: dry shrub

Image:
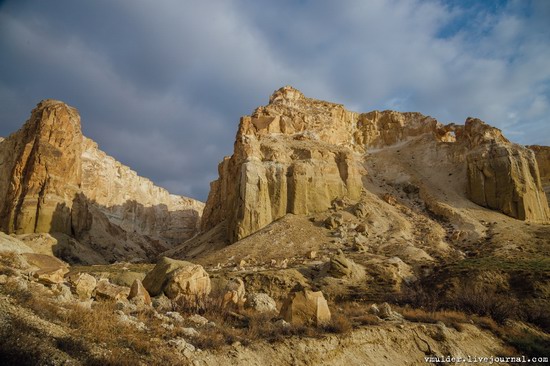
[324,314,352,334]
[351,314,382,326]
[398,307,471,330]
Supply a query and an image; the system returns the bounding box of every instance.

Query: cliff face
[0,100,203,263]
[201,87,365,243]
[0,100,82,235]
[528,145,550,203]
[201,86,549,244]
[463,119,549,222]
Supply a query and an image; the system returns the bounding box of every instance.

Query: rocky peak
[268,85,305,105]
[0,100,83,235]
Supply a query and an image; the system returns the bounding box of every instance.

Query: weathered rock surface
[23,253,69,285]
[529,145,550,203]
[201,87,364,243]
[0,232,34,254]
[0,100,204,263]
[279,287,331,326]
[244,292,277,313]
[94,279,130,301]
[68,273,97,300]
[464,119,549,222]
[142,257,211,300]
[199,86,549,248]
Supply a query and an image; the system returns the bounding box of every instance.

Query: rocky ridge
[199,86,549,246]
[0,100,203,263]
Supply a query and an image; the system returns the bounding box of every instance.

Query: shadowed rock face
[0,100,204,263]
[201,86,549,245]
[528,145,550,203]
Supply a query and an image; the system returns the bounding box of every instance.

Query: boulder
[142,257,211,300]
[378,302,403,321]
[128,279,152,306]
[221,277,246,309]
[328,254,365,280]
[279,287,331,326]
[94,279,130,301]
[23,253,69,285]
[68,273,97,300]
[244,293,277,313]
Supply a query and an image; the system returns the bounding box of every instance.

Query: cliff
[201,86,549,245]
[0,100,203,263]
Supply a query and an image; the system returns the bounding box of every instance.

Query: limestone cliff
[0,100,82,235]
[201,86,549,245]
[201,87,365,243]
[0,100,203,263]
[528,145,550,203]
[462,119,549,222]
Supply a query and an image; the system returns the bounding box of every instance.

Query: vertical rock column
[0,100,82,234]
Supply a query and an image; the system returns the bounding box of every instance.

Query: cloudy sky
[1,0,549,201]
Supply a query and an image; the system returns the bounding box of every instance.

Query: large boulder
[22,253,69,285]
[279,287,331,326]
[142,257,211,300]
[68,272,97,300]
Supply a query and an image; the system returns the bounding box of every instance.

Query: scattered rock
[244,293,277,313]
[378,302,403,321]
[152,294,172,312]
[324,213,344,230]
[355,223,367,233]
[168,338,196,358]
[181,327,199,337]
[279,287,331,326]
[94,279,130,301]
[53,283,73,303]
[143,257,211,300]
[328,254,365,280]
[188,314,209,327]
[221,277,246,309]
[68,273,97,300]
[353,203,370,218]
[368,304,380,316]
[128,279,152,306]
[166,311,185,323]
[382,193,397,205]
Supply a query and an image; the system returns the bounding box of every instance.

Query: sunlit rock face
[0,100,204,263]
[201,86,549,245]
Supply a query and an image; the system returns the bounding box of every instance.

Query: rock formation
[200,86,549,245]
[528,145,550,203]
[462,118,549,222]
[0,100,203,263]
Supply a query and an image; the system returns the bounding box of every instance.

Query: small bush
[324,314,353,334]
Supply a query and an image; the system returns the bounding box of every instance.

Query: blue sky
[1,0,549,200]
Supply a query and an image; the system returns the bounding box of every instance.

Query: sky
[1,0,549,201]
